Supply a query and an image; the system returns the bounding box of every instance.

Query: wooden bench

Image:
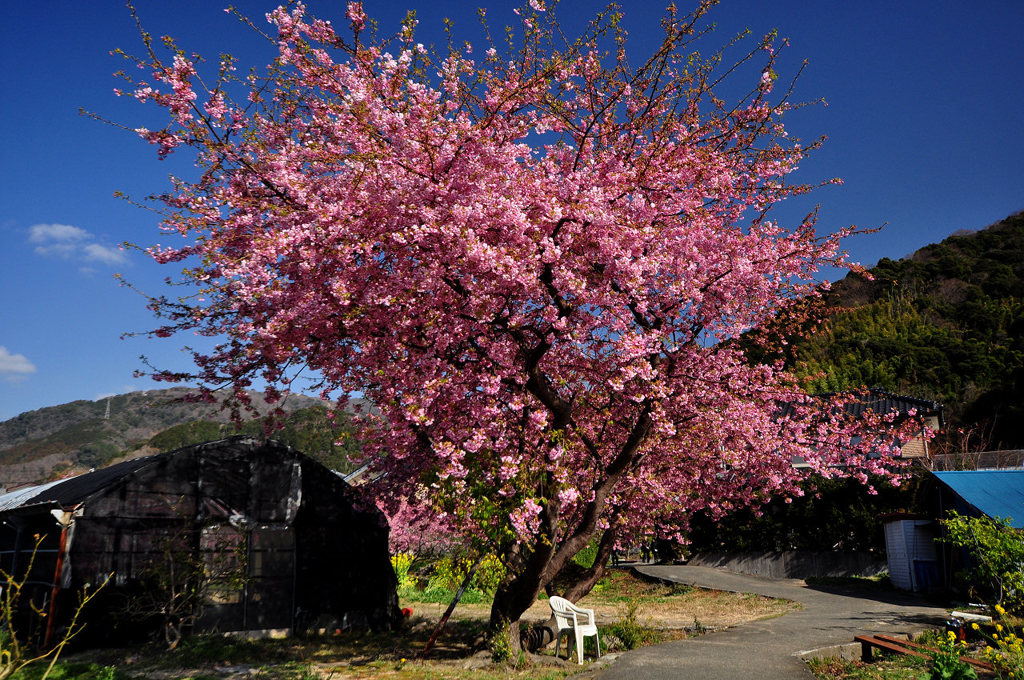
[854,634,996,676]
[855,634,930,662]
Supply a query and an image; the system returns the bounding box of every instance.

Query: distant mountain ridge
[0,388,328,488]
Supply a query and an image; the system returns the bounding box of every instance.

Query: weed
[668,583,693,596]
[489,622,513,664]
[391,553,417,590]
[610,599,657,650]
[922,630,977,680]
[969,605,1024,679]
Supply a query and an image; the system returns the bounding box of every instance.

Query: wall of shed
[883,519,939,592]
[293,460,399,632]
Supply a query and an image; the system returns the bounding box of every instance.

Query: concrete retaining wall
[687,551,887,580]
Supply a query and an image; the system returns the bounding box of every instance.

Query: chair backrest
[548,596,575,631]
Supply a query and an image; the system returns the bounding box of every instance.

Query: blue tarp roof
[934,470,1024,528]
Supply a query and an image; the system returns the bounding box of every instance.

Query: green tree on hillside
[789,212,1024,448]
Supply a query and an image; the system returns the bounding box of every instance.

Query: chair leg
[575,629,584,664]
[595,630,601,659]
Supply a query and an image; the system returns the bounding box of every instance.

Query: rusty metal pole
[44,509,76,648]
[417,557,481,659]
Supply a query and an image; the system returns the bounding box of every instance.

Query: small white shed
[882,513,939,592]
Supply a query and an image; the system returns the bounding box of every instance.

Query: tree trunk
[560,527,618,602]
[488,491,562,652]
[485,406,652,646]
[489,550,550,654]
[492,527,622,653]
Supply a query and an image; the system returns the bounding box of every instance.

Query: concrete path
[584,564,949,680]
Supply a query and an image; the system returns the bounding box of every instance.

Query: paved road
[583,564,949,680]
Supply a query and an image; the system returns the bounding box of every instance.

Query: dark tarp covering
[0,436,399,644]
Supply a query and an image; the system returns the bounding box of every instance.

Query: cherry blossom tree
[115,1,921,648]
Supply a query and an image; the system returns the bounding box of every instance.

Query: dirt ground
[410,585,798,632]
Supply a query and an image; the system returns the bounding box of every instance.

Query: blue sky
[1,0,1022,422]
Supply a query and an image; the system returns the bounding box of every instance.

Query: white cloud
[28,223,89,243]
[82,242,128,265]
[28,223,128,266]
[0,346,37,382]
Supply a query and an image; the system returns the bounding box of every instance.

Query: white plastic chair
[548,595,601,664]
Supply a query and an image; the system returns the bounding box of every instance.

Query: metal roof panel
[933,470,1024,528]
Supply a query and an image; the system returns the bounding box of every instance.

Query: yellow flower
[998,624,1004,632]
[996,604,1006,615]
[972,622,980,630]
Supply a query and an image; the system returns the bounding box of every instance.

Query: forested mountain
[0,388,360,488]
[791,210,1024,448]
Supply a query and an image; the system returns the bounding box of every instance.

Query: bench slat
[855,634,995,676]
[873,634,995,673]
[854,635,930,662]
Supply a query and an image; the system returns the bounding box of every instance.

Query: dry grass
[424,569,798,634]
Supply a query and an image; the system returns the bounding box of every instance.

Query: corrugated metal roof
[933,470,1024,528]
[0,454,161,513]
[0,478,67,512]
[841,389,942,419]
[777,388,943,421]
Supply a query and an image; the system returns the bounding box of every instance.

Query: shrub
[1,536,108,680]
[391,553,416,591]
[610,599,657,650]
[941,512,1024,614]
[427,553,505,596]
[972,605,1024,679]
[922,630,977,680]
[572,538,601,569]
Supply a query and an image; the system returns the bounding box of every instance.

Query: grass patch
[8,662,129,680]
[400,583,494,605]
[806,654,929,680]
[587,569,693,603]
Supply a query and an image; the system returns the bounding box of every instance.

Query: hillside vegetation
[0,389,360,488]
[791,211,1024,448]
